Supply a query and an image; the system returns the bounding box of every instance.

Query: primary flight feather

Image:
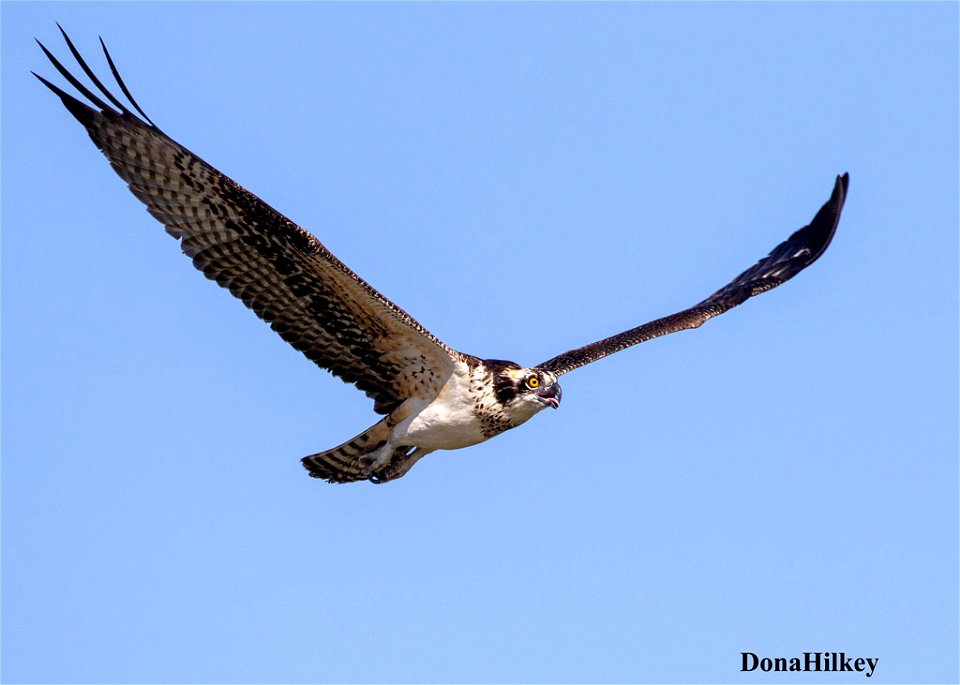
[36,29,848,484]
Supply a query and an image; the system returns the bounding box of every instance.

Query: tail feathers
[301,419,393,483]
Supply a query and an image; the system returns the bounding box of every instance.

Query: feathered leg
[369,448,433,484]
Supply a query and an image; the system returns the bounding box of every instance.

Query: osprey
[36,29,848,484]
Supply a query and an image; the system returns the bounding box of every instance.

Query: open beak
[537,382,562,409]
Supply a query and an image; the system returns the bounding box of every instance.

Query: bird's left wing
[538,173,848,377]
[36,29,466,415]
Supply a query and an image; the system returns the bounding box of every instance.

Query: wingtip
[832,173,850,209]
[800,172,848,261]
[35,25,160,130]
[31,68,66,97]
[837,171,850,193]
[832,172,850,212]
[35,36,57,61]
[97,33,157,127]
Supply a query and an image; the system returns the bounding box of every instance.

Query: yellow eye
[526,376,540,389]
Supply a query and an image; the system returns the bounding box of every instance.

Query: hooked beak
[537,382,562,409]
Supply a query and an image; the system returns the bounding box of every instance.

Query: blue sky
[2,3,957,683]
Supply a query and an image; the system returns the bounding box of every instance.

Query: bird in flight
[36,28,848,484]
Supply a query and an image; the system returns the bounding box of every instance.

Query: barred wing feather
[36,29,460,414]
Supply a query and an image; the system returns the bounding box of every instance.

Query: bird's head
[488,361,562,423]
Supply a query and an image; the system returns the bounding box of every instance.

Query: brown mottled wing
[36,30,462,414]
[538,173,848,376]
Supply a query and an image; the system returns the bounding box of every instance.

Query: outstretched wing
[538,173,848,376]
[36,28,463,414]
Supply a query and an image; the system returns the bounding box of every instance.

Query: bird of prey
[36,29,848,484]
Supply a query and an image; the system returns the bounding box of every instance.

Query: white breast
[394,360,489,451]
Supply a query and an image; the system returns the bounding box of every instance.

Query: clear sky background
[2,3,957,684]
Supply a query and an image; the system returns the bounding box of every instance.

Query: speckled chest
[468,363,521,439]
